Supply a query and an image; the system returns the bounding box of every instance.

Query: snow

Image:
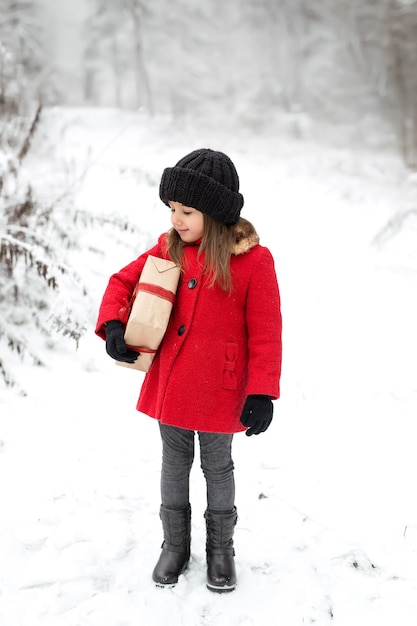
[1,107,417,625]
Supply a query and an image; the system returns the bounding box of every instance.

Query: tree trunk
[128,0,153,114]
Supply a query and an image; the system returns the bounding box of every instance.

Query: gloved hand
[105,320,140,363]
[240,395,273,436]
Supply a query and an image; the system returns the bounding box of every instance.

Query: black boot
[152,504,191,587]
[205,507,238,593]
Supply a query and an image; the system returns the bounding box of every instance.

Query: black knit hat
[159,148,244,224]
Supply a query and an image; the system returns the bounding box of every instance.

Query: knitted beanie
[159,148,244,224]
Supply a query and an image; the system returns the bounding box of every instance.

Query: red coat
[96,222,282,434]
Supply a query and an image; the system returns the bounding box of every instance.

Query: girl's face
[169,201,204,243]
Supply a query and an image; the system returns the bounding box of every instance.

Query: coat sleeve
[245,247,282,399]
[94,237,166,340]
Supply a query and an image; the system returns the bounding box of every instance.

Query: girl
[95,148,282,592]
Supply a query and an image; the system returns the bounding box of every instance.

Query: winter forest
[1,1,417,625]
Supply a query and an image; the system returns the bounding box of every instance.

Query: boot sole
[154,581,177,589]
[206,581,236,593]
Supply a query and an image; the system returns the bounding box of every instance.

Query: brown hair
[166,215,251,292]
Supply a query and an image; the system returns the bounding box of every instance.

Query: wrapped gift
[117,255,181,372]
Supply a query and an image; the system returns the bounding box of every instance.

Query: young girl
[95,148,282,592]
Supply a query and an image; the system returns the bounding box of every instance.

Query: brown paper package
[116,255,181,372]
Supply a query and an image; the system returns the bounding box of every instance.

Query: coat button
[178,325,186,336]
[188,278,198,289]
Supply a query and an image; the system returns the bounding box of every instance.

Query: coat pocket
[222,342,238,390]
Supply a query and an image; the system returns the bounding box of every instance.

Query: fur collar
[231,219,260,255]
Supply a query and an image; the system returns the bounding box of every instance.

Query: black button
[178,325,186,336]
[188,278,198,289]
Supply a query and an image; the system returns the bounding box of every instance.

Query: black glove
[105,320,140,363]
[240,395,273,436]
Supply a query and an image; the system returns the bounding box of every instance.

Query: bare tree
[388,0,417,168]
[0,0,48,114]
[125,0,153,113]
[82,0,153,111]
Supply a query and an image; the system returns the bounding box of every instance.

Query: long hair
[166,215,253,292]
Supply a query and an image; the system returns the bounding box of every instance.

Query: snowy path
[2,351,417,626]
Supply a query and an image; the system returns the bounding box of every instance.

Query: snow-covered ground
[1,107,417,625]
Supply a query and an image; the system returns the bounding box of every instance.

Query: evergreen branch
[0,234,66,288]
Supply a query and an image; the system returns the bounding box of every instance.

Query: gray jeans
[159,423,235,512]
